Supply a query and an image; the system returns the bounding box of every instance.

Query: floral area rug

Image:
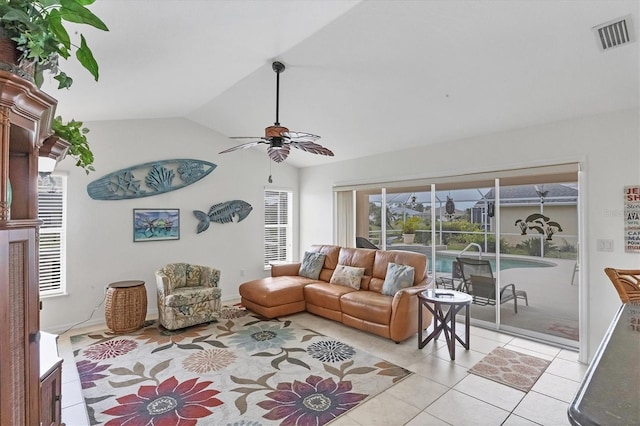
[71,306,411,425]
[467,347,550,392]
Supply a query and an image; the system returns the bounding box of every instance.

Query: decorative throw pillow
[381,262,415,296]
[299,251,326,280]
[330,264,365,290]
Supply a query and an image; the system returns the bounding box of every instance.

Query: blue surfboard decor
[194,200,253,234]
[87,159,216,200]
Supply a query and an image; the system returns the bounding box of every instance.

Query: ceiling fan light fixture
[270,138,284,148]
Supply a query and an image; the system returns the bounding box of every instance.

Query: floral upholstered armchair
[155,263,222,330]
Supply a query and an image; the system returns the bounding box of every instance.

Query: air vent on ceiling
[593,15,634,51]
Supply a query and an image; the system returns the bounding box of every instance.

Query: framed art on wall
[133,209,180,242]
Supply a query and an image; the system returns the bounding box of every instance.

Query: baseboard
[44,296,240,336]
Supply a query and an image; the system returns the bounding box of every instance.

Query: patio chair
[356,237,379,249]
[455,257,528,313]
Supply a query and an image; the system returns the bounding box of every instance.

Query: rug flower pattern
[71,309,411,425]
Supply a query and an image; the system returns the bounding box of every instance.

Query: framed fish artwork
[133,209,180,242]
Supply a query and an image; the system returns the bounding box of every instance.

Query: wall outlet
[240,269,245,277]
[596,239,614,252]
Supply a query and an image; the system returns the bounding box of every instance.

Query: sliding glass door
[495,181,579,343]
[347,164,580,347]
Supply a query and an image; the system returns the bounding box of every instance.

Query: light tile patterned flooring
[58,309,588,425]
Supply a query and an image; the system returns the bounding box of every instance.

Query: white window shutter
[264,189,292,268]
[38,174,66,295]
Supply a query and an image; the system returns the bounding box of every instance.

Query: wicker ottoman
[105,280,147,333]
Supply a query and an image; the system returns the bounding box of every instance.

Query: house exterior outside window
[264,189,292,268]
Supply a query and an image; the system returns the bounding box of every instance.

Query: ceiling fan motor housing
[265,125,289,138]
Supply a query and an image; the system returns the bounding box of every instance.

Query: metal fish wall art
[87,159,216,200]
[194,200,253,234]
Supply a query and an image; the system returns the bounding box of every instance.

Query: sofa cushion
[381,262,415,296]
[338,248,376,275]
[239,277,312,308]
[340,291,392,325]
[186,264,204,286]
[336,247,376,290]
[299,251,326,280]
[305,282,357,311]
[371,250,428,292]
[159,263,187,292]
[330,265,365,289]
[165,286,219,307]
[308,245,342,282]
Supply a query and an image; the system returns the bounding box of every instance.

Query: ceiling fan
[219,61,334,163]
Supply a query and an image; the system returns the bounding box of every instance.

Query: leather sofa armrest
[388,276,435,342]
[391,277,434,317]
[392,276,434,301]
[271,262,301,277]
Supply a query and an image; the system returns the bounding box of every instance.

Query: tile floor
[58,309,588,426]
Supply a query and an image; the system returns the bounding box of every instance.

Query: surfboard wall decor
[87,159,216,200]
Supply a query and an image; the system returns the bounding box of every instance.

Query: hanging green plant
[51,115,94,173]
[0,0,109,88]
[0,1,108,173]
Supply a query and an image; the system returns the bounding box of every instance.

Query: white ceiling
[44,0,640,168]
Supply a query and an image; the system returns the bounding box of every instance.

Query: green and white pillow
[330,264,365,290]
[381,262,415,296]
[299,251,326,280]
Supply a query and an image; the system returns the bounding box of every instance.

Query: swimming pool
[430,253,555,274]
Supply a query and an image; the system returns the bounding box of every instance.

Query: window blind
[264,189,292,268]
[38,174,66,295]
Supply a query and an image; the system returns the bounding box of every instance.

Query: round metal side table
[418,288,472,360]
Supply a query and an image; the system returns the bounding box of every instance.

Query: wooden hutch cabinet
[0,71,67,426]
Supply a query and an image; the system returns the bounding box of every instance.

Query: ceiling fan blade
[290,141,334,157]
[219,140,265,154]
[230,136,267,140]
[282,131,321,142]
[267,145,290,163]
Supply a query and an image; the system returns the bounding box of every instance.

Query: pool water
[431,254,554,274]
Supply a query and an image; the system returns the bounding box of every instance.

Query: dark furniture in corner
[0,71,67,426]
[568,303,639,425]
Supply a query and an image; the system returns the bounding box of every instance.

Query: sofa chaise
[239,244,434,342]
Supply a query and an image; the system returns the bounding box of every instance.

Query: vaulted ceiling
[44,0,639,168]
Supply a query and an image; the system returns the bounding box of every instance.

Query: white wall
[40,118,299,333]
[298,108,640,361]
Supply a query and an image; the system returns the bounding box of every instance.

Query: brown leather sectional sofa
[239,244,434,342]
